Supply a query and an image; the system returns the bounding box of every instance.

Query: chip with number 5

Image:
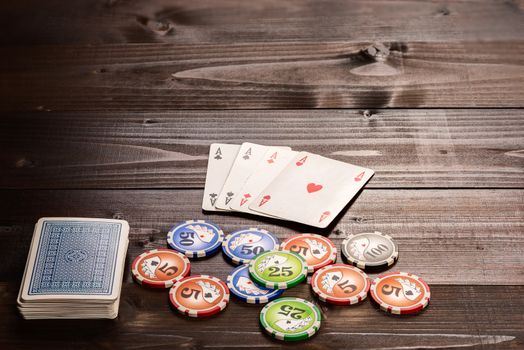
[311,264,370,305]
[132,249,191,288]
[169,275,230,317]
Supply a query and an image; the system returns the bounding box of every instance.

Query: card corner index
[203,143,242,211]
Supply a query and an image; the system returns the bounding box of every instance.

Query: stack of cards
[202,143,374,228]
[18,218,129,319]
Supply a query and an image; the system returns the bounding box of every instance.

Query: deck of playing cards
[202,143,374,228]
[18,218,129,319]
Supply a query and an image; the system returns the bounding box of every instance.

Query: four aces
[202,143,374,228]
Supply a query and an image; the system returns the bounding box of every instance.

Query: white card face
[215,143,290,210]
[202,143,241,211]
[229,148,298,216]
[249,152,374,228]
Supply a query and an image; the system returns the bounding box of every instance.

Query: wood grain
[1,189,522,285]
[1,0,523,45]
[1,282,523,349]
[1,41,523,111]
[0,1,523,348]
[1,110,522,189]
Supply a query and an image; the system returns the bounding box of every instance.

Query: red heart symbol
[307,183,323,193]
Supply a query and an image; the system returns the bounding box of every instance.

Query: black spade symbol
[332,275,340,281]
[405,290,413,296]
[151,261,159,266]
[313,249,320,254]
[205,292,212,298]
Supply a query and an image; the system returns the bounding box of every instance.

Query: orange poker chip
[280,234,337,273]
[131,249,191,288]
[169,275,230,317]
[311,264,370,305]
[370,271,431,314]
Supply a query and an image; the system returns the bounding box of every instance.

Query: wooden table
[1,1,523,349]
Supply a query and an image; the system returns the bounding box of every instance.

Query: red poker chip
[311,264,370,305]
[169,275,230,317]
[131,248,191,288]
[280,233,337,273]
[369,271,430,315]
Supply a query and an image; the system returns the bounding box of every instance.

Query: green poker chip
[248,250,308,289]
[259,297,321,341]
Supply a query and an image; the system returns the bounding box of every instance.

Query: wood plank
[1,41,524,111]
[1,189,522,285]
[1,0,523,45]
[1,282,523,349]
[1,110,523,189]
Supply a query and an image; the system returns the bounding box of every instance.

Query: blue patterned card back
[28,220,122,296]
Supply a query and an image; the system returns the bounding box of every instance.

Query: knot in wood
[146,19,174,36]
[436,6,450,16]
[136,16,174,36]
[365,43,390,62]
[153,20,172,33]
[15,158,37,168]
[112,212,125,220]
[142,118,156,125]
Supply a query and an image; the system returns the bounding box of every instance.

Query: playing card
[202,143,241,211]
[215,143,290,210]
[19,218,129,302]
[229,148,297,216]
[249,152,374,228]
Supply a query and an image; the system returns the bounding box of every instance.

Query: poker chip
[311,264,370,305]
[222,228,279,265]
[131,248,191,288]
[369,271,431,315]
[227,265,284,304]
[169,275,230,317]
[167,220,224,258]
[259,297,321,341]
[248,250,308,289]
[280,234,337,273]
[341,231,398,271]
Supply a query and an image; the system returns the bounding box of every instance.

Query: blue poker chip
[167,220,224,258]
[222,228,279,265]
[227,265,284,304]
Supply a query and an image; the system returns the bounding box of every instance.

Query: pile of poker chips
[131,220,431,342]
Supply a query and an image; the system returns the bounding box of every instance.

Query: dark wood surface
[1,109,523,189]
[0,1,523,349]
[2,41,524,111]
